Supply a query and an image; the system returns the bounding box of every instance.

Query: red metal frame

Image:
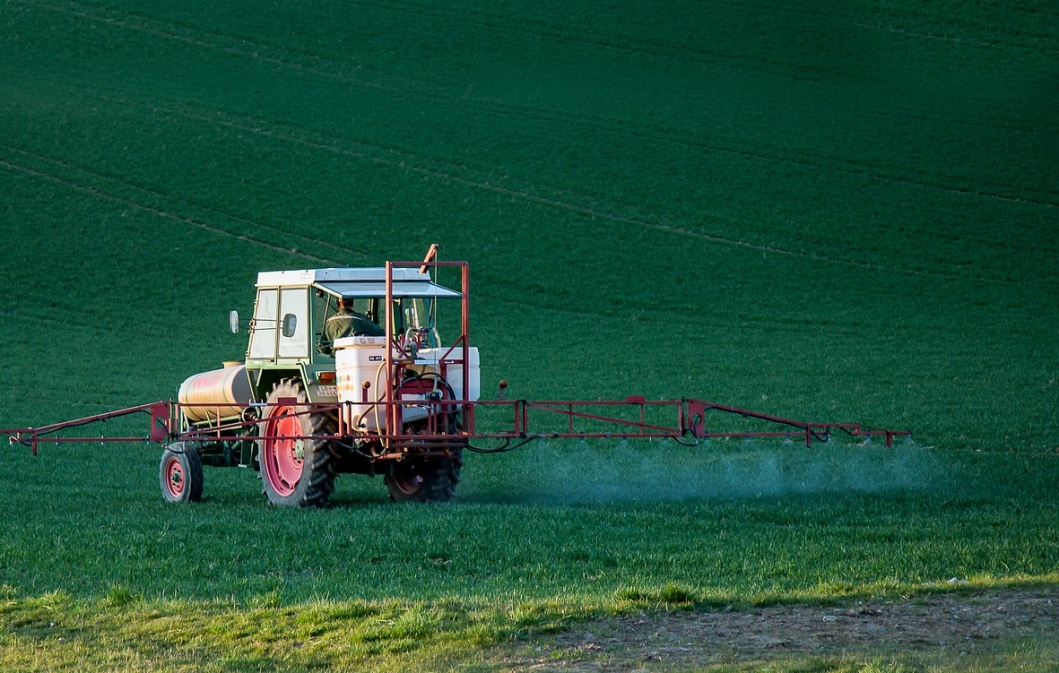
[2,396,911,455]
[382,260,473,449]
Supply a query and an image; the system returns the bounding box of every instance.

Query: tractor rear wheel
[159,443,203,503]
[384,388,464,503]
[259,379,336,508]
[384,448,463,503]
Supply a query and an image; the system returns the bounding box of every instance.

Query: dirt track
[506,587,1059,670]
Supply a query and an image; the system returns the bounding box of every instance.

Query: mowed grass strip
[4,581,1059,672]
[1,589,572,672]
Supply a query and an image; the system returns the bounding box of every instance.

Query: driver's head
[338,297,354,309]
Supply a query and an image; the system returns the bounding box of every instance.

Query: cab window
[277,287,309,358]
[248,289,278,359]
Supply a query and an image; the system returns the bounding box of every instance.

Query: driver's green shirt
[324,308,385,346]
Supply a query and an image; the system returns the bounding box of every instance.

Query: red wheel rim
[391,463,424,495]
[165,456,185,499]
[263,406,304,497]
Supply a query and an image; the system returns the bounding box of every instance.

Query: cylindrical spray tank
[177,362,253,424]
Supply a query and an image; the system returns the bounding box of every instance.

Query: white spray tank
[334,336,479,431]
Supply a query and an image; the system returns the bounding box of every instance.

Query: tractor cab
[237,267,462,403]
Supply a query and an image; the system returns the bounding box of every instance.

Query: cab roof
[255,268,461,299]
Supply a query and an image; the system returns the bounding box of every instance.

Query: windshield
[315,295,437,355]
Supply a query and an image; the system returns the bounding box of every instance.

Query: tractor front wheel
[159,443,203,503]
[259,379,336,508]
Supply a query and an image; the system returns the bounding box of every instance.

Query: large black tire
[258,379,336,508]
[384,448,463,503]
[159,443,203,503]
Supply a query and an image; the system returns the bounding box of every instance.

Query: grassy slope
[1,0,1058,670]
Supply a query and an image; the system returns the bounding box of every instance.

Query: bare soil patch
[506,587,1059,671]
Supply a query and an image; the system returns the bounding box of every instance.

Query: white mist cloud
[465,438,938,505]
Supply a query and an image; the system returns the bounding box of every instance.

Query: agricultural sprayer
[1,247,911,506]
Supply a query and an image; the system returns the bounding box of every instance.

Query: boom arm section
[2,402,173,455]
[2,397,911,455]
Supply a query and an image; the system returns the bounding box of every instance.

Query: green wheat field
[1,0,1058,670]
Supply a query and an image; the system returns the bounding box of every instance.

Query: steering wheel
[398,327,428,356]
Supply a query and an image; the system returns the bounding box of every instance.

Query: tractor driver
[322,297,385,352]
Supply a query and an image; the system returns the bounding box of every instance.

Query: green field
[2,0,1058,670]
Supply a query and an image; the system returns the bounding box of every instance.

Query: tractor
[168,250,478,506]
